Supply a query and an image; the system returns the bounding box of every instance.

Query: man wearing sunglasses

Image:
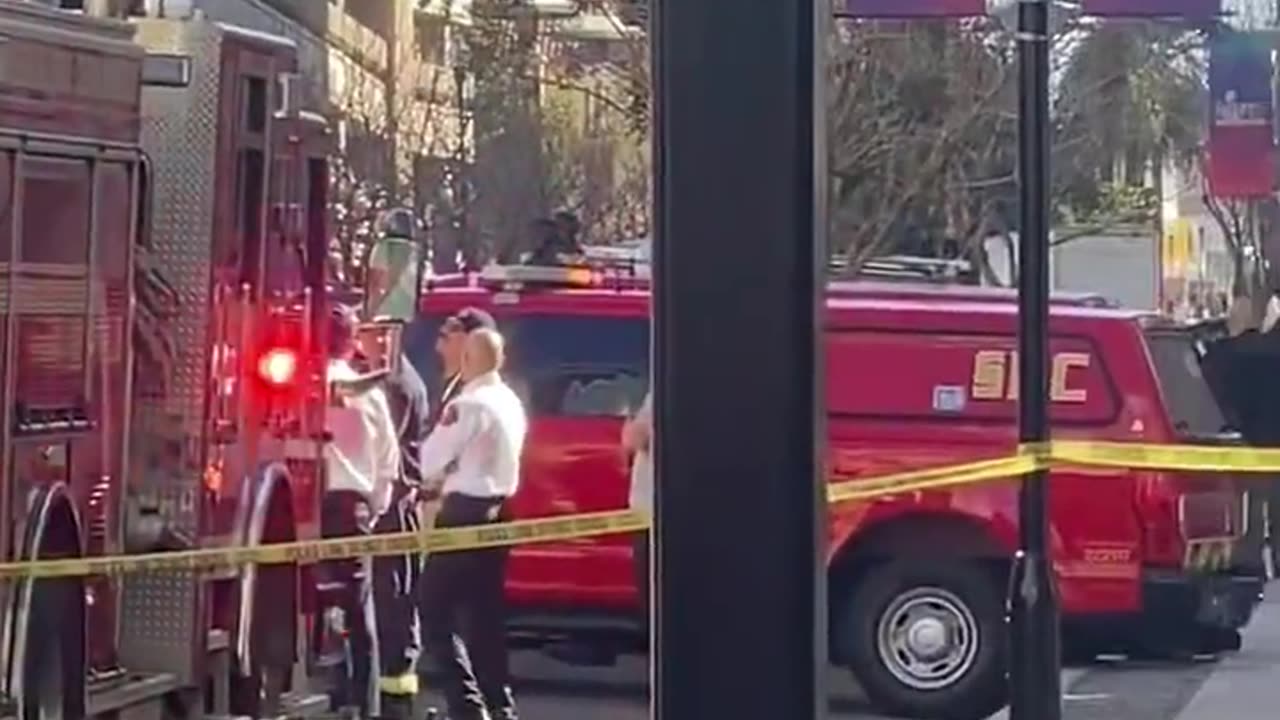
[433,307,498,425]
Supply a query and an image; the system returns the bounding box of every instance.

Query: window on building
[242,75,268,135]
[417,19,448,67]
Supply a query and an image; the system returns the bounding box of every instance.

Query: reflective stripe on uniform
[379,671,420,696]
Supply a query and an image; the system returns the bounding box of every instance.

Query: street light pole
[451,62,470,269]
[1009,0,1062,718]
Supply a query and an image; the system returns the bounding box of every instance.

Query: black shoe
[376,694,415,720]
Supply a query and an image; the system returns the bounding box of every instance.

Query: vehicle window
[405,312,650,417]
[1144,331,1229,437]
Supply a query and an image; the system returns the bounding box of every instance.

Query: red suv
[406,265,1265,719]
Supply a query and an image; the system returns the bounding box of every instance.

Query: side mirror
[364,236,424,322]
[355,321,404,375]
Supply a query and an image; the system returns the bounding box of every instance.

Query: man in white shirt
[432,306,497,423]
[320,306,413,718]
[621,389,653,641]
[418,327,528,720]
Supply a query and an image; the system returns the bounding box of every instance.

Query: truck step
[87,671,181,718]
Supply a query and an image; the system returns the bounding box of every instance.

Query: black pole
[651,0,826,718]
[1009,0,1062,719]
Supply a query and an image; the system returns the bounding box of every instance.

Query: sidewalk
[1174,586,1280,720]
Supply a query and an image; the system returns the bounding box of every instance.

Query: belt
[443,490,511,502]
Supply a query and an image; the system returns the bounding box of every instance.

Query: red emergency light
[258,347,299,387]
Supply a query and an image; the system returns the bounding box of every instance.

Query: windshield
[405,311,650,418]
[1144,331,1229,438]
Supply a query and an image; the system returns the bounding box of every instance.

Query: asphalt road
[417,585,1280,720]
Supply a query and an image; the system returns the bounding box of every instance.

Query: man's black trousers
[420,493,517,720]
[320,491,422,717]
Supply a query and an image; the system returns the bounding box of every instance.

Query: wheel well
[19,490,87,720]
[235,467,299,684]
[39,496,82,559]
[828,514,1009,608]
[260,480,296,545]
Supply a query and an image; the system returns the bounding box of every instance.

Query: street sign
[840,0,987,18]
[1081,0,1220,17]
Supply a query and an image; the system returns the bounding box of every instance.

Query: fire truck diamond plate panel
[118,18,226,684]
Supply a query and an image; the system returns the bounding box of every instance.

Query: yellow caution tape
[827,453,1045,504]
[1040,440,1280,473]
[0,509,649,580]
[3,440,1280,580]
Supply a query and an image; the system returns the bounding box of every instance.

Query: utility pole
[1008,0,1062,718]
[651,0,826,717]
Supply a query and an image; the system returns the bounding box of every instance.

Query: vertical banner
[1207,32,1276,198]
[1082,0,1219,17]
[841,0,987,18]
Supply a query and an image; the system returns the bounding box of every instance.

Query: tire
[23,577,85,720]
[840,559,1006,720]
[230,561,297,718]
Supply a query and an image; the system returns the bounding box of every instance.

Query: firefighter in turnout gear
[366,211,434,717]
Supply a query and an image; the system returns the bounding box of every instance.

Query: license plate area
[1178,490,1246,541]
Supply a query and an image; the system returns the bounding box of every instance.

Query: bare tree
[462,1,650,262]
[827,13,1211,287]
[828,20,1018,276]
[539,4,651,243]
[324,11,468,284]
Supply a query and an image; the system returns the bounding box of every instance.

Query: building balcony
[419,0,580,22]
[261,0,390,76]
[328,7,389,74]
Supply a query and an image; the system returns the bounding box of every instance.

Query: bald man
[418,328,528,720]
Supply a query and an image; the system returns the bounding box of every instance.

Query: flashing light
[258,347,299,387]
[478,264,597,288]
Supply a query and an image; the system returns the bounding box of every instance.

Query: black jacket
[1204,329,1280,445]
[382,354,432,482]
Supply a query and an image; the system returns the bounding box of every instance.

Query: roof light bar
[477,264,596,287]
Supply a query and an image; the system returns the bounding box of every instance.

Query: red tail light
[258,347,299,387]
[1135,471,1184,567]
[1135,470,1245,569]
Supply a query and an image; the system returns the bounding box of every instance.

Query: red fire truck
[408,260,1267,719]
[0,3,394,719]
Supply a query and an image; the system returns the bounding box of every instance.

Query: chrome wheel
[875,586,980,691]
